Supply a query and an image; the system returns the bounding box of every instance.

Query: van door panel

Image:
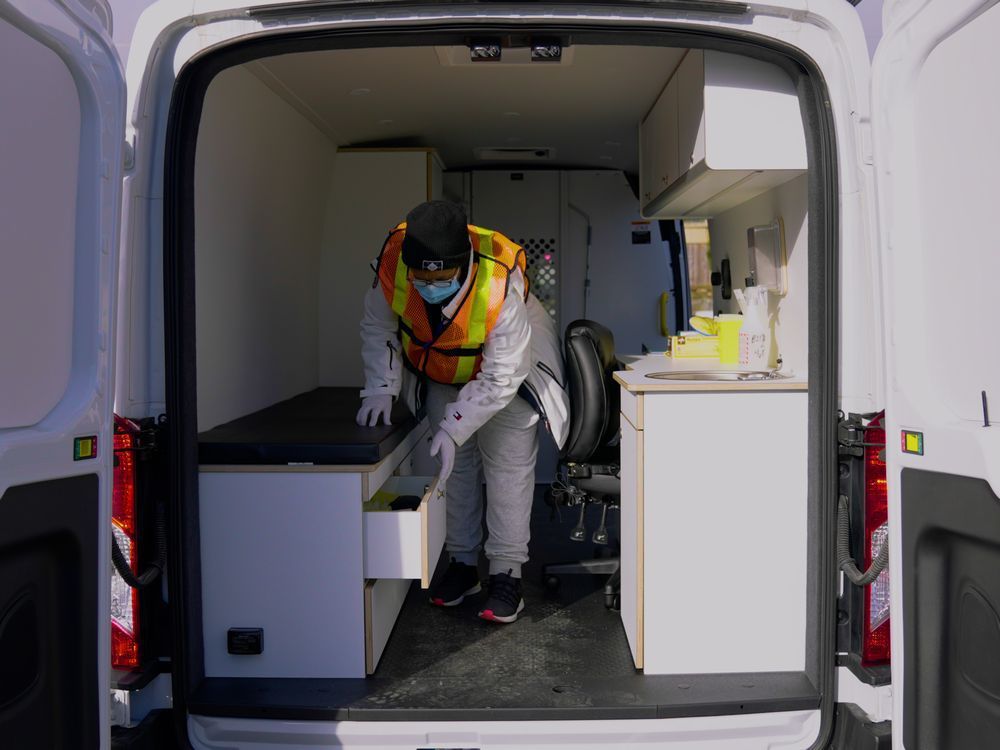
[900,469,1000,748]
[0,477,101,747]
[872,1,1000,746]
[0,2,124,747]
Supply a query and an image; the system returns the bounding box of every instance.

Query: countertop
[613,353,808,393]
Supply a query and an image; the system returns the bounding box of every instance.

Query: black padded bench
[197,387,417,465]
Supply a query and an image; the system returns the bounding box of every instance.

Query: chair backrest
[562,319,620,463]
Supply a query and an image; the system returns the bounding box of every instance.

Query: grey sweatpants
[425,382,539,579]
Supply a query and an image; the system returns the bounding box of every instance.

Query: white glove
[356,394,392,427]
[429,430,456,482]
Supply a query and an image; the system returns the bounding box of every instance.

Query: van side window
[683,220,713,315]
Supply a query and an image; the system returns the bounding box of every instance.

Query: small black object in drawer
[389,494,423,511]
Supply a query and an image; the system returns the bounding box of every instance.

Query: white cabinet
[616,375,809,675]
[619,413,643,669]
[640,51,807,218]
[198,425,441,679]
[676,49,706,174]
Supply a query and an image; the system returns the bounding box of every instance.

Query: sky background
[109,0,886,63]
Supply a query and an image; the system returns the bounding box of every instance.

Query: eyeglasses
[409,274,459,289]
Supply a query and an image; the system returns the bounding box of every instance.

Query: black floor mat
[189,490,822,719]
[363,488,632,710]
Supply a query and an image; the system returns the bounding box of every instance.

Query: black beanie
[401,200,470,271]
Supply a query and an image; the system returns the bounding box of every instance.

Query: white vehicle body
[1,0,997,748]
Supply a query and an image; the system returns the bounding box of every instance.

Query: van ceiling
[243,44,687,173]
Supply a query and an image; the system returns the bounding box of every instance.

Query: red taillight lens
[861,411,890,665]
[112,414,141,670]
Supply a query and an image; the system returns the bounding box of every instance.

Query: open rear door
[872,1,1000,747]
[0,1,124,747]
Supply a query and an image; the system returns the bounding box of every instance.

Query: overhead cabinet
[640,51,807,218]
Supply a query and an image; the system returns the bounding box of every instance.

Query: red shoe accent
[479,609,495,620]
[432,598,444,606]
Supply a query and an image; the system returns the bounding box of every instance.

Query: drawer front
[363,475,445,588]
[365,577,411,675]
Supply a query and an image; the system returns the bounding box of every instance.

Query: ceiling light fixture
[469,39,502,62]
[349,88,372,96]
[530,39,562,62]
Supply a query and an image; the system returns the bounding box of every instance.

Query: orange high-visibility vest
[375,223,528,385]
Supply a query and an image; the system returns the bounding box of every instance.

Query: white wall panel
[565,171,674,354]
[194,66,336,430]
[318,151,431,387]
[709,175,809,378]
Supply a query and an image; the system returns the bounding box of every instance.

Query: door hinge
[123,137,135,171]
[858,119,873,166]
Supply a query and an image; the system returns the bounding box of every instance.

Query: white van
[2,0,998,747]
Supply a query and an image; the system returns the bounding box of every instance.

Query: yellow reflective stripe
[468,266,493,342]
[467,233,494,345]
[474,226,493,256]
[453,354,476,384]
[391,243,409,315]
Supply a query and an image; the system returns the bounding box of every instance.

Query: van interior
[173,30,833,723]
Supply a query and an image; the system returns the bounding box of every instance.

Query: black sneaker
[478,570,525,623]
[429,559,481,607]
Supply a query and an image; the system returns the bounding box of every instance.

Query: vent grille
[475,147,555,161]
[520,237,558,322]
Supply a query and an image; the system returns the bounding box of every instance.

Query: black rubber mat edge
[188,671,819,723]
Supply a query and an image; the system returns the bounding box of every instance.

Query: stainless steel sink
[645,370,785,382]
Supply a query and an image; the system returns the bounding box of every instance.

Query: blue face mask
[414,277,461,305]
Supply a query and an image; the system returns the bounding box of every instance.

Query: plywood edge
[636,428,644,670]
[420,491,430,589]
[364,579,375,675]
[614,377,809,394]
[612,371,632,388]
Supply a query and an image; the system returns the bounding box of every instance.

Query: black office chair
[542,319,622,609]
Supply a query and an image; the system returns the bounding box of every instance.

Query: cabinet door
[640,78,679,206]
[639,106,661,206]
[619,417,643,668]
[676,49,706,172]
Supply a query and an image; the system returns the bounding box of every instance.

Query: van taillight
[112,414,141,670]
[861,412,890,665]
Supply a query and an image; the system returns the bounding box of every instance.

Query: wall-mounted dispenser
[746,218,788,295]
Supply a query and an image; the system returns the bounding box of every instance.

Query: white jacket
[360,265,569,448]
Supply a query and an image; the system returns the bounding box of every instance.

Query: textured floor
[190,489,821,718]
[359,488,632,710]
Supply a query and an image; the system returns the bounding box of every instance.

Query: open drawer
[362,475,444,588]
